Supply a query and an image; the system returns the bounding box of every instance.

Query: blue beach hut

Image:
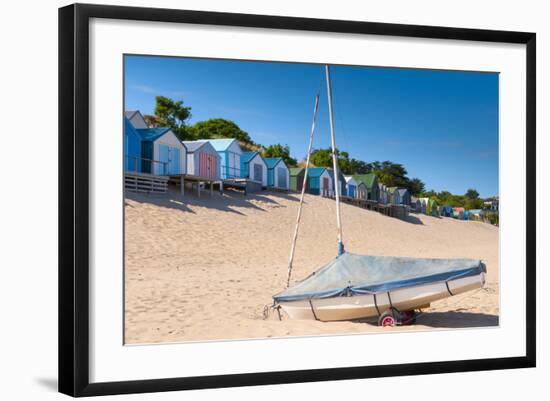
[207,138,243,179]
[345,176,358,198]
[124,117,142,172]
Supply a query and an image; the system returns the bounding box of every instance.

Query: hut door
[204,154,216,179]
[322,177,329,195]
[200,153,206,178]
[169,148,180,175]
[277,167,287,188]
[158,145,170,175]
[253,164,263,183]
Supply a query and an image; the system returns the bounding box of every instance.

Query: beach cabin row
[124,111,291,191]
[288,167,350,197]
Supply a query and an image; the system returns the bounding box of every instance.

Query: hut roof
[326,168,346,181]
[289,167,304,176]
[397,188,409,196]
[307,167,328,178]
[264,157,285,169]
[241,151,260,164]
[125,110,139,120]
[353,173,377,188]
[207,138,239,151]
[124,116,140,139]
[387,187,398,194]
[344,176,357,184]
[181,140,207,152]
[135,127,172,142]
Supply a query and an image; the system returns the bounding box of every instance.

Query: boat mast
[325,65,345,256]
[286,94,320,288]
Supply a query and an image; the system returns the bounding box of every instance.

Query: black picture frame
[59,3,536,397]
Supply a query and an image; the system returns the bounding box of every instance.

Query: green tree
[309,148,353,173]
[465,188,480,199]
[263,144,297,167]
[371,161,409,187]
[187,118,255,145]
[310,148,334,168]
[407,178,426,196]
[143,114,163,128]
[153,96,192,140]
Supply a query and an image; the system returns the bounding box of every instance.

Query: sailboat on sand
[272,66,487,326]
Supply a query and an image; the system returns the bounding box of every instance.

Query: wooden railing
[125,155,169,176]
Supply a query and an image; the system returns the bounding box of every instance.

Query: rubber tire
[378,310,397,327]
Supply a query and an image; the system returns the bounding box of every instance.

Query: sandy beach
[124,189,499,344]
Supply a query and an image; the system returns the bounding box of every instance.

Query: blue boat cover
[273,252,485,302]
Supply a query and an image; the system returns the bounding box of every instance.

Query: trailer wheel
[378,310,396,327]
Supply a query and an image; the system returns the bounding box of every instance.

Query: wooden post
[180,176,185,196]
[210,182,213,197]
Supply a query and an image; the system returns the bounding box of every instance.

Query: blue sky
[125,55,499,197]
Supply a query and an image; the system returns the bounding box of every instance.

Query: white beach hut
[182,140,221,180]
[240,151,268,186]
[136,128,186,175]
[124,110,148,128]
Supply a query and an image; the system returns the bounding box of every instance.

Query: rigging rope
[286,93,320,288]
[326,65,345,255]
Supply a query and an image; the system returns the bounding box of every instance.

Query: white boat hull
[278,273,486,321]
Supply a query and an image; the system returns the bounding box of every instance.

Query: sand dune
[124,188,499,344]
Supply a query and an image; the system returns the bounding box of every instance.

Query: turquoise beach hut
[306,167,332,196]
[207,138,243,179]
[264,157,290,189]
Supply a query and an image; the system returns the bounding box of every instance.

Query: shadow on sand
[415,310,499,328]
[404,214,424,225]
[124,187,299,215]
[353,310,498,329]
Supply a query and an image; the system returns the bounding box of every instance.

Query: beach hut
[428,199,440,217]
[135,127,186,175]
[397,188,411,205]
[124,110,148,129]
[466,209,483,221]
[387,187,402,205]
[441,206,453,217]
[265,157,290,190]
[181,140,221,180]
[353,174,379,201]
[327,169,346,197]
[124,116,142,172]
[344,176,358,198]
[289,168,307,192]
[207,138,243,179]
[419,198,429,213]
[240,151,268,186]
[306,167,332,196]
[355,182,368,200]
[378,183,389,204]
[410,196,422,213]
